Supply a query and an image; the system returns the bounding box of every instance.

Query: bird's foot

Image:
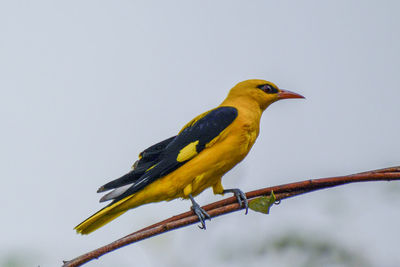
[223,188,248,214]
[189,194,211,230]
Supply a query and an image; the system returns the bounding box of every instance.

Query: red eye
[258,84,278,94]
[264,85,273,93]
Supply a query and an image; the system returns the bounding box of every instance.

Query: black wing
[97,136,177,193]
[100,106,238,203]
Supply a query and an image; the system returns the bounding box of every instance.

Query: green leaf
[249,191,276,214]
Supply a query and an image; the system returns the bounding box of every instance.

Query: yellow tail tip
[74,225,91,235]
[74,191,136,234]
[74,210,127,235]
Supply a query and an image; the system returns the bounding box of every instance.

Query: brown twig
[62,166,400,267]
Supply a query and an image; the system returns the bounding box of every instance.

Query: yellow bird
[75,79,304,234]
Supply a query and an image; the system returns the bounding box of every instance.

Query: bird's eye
[258,84,278,94]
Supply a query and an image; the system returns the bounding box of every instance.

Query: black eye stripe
[257,84,278,94]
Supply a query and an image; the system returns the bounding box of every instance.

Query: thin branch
[63,166,400,267]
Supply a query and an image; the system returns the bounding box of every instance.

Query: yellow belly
[113,127,257,212]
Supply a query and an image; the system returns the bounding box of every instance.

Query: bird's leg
[223,188,249,214]
[188,194,211,230]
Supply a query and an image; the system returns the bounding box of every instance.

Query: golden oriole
[75,79,304,234]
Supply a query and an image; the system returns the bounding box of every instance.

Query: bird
[75,79,304,234]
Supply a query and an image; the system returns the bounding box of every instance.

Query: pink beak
[277,89,305,100]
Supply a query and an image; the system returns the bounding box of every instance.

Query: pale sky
[0,1,399,266]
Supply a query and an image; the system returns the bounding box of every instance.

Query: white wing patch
[99,184,132,202]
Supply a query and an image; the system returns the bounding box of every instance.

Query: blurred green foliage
[217,231,371,267]
[1,255,27,267]
[267,233,370,267]
[0,251,39,267]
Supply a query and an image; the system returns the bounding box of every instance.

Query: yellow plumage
[75,79,304,234]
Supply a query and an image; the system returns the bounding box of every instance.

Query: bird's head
[226,79,304,110]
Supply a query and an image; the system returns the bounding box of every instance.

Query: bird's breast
[228,115,259,155]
